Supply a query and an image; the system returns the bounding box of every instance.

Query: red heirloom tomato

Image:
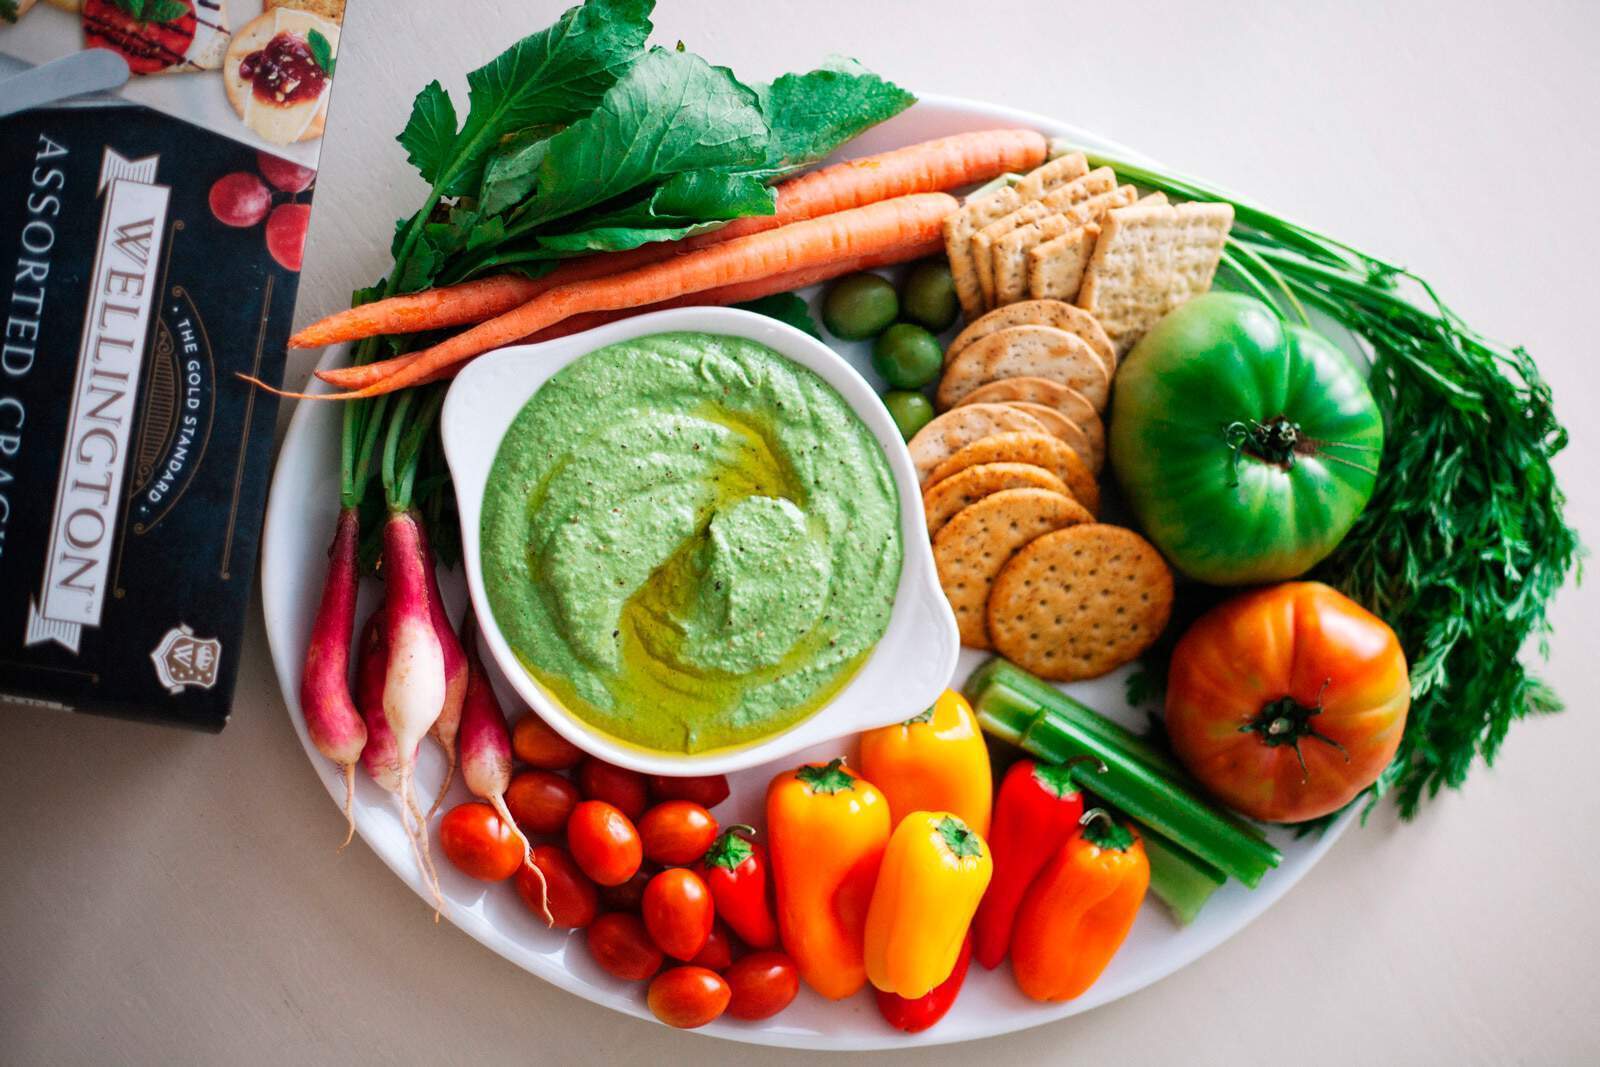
[511,713,584,769]
[520,845,599,929]
[688,921,739,971]
[648,966,730,1029]
[439,801,524,881]
[587,912,665,982]
[642,868,715,961]
[1165,581,1410,822]
[566,801,643,886]
[577,759,650,820]
[638,801,719,866]
[647,773,731,809]
[504,769,581,835]
[724,951,800,1021]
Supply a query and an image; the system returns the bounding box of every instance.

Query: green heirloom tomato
[1109,293,1383,585]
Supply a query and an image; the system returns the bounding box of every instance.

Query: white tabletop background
[4,1,1597,1062]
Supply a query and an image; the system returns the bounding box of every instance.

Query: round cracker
[927,430,1099,515]
[224,11,336,143]
[921,461,1071,537]
[987,524,1174,681]
[906,403,1046,485]
[936,325,1110,412]
[932,488,1093,649]
[1000,402,1095,473]
[946,298,1117,373]
[954,377,1105,473]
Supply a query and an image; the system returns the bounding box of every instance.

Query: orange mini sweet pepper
[1010,808,1149,1002]
[859,689,992,836]
[766,758,890,1000]
[864,812,992,999]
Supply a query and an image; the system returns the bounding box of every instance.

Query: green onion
[967,659,1281,887]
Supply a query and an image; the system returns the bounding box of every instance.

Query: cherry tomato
[647,966,730,1029]
[511,713,583,770]
[647,773,731,809]
[638,801,719,866]
[577,758,650,819]
[439,801,523,881]
[689,921,738,971]
[518,844,598,929]
[642,867,715,961]
[504,769,580,835]
[586,912,665,982]
[598,866,655,912]
[724,951,800,1021]
[566,800,643,886]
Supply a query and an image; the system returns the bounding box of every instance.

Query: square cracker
[1075,201,1235,355]
[1002,184,1136,305]
[971,167,1115,307]
[945,154,1088,319]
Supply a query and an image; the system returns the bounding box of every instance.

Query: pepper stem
[795,758,856,795]
[1079,807,1135,852]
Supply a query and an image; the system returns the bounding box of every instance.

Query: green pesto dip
[481,332,903,754]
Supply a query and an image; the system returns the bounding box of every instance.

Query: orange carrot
[285,193,956,400]
[389,235,943,388]
[289,129,1044,349]
[290,275,544,349]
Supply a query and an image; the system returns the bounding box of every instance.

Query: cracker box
[0,1,346,729]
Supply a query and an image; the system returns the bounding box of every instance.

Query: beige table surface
[4,1,1598,1063]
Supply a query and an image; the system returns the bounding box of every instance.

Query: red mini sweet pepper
[697,826,779,950]
[972,756,1101,969]
[875,933,973,1033]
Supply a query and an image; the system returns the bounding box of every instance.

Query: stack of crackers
[943,151,1234,356]
[906,299,1172,682]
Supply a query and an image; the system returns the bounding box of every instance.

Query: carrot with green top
[329,234,943,390]
[287,129,1044,350]
[259,193,956,400]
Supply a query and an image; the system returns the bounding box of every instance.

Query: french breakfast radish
[299,506,366,847]
[356,606,401,792]
[382,509,448,912]
[418,524,466,818]
[458,612,551,924]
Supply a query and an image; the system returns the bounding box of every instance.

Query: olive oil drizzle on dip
[481,332,903,754]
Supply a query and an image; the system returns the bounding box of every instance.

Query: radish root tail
[426,750,457,820]
[491,793,552,926]
[338,763,357,852]
[399,775,444,922]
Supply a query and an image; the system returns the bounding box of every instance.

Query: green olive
[899,261,959,332]
[871,323,944,389]
[822,273,898,340]
[883,390,934,441]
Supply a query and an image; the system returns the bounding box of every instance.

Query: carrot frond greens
[1087,150,1582,820]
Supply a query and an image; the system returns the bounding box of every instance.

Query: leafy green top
[112,0,188,24]
[307,29,336,77]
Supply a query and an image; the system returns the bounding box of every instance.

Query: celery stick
[1142,826,1225,926]
[968,668,1281,887]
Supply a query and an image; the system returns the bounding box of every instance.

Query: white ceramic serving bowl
[439,305,959,776]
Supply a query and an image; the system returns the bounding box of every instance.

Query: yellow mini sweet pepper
[864,811,993,999]
[859,689,992,837]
